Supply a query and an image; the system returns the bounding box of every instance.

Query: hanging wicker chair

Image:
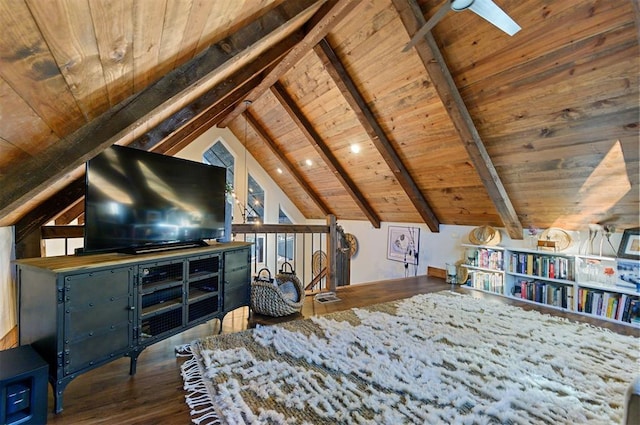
[250,264,305,317]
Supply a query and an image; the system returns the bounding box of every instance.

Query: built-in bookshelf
[460,244,505,295]
[574,254,639,324]
[506,248,576,313]
[460,244,640,328]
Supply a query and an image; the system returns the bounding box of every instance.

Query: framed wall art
[617,227,640,260]
[387,226,419,264]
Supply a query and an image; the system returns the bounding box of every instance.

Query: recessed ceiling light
[305,159,313,166]
[277,168,283,174]
[350,144,361,154]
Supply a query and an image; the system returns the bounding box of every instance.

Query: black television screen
[84,145,226,254]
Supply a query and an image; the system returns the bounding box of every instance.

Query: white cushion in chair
[279,280,300,302]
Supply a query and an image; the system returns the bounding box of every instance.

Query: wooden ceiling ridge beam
[55,200,84,225]
[134,29,305,155]
[392,0,523,239]
[0,0,324,223]
[217,0,365,127]
[270,82,381,228]
[15,177,85,244]
[158,82,257,156]
[243,111,333,216]
[314,38,441,232]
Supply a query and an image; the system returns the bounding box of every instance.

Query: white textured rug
[181,292,639,424]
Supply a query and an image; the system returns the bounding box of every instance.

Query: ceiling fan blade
[466,0,521,36]
[402,0,452,52]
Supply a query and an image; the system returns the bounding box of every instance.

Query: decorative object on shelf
[538,227,572,251]
[465,247,476,265]
[603,267,616,286]
[581,223,604,255]
[446,262,458,292]
[580,224,618,257]
[601,224,617,256]
[526,226,539,249]
[577,257,606,285]
[617,260,640,291]
[455,259,469,284]
[344,233,359,258]
[617,228,640,260]
[468,225,501,246]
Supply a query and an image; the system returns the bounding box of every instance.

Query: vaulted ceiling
[0,0,638,244]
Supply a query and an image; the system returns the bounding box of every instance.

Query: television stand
[15,242,251,413]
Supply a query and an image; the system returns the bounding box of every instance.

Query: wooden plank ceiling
[0,0,638,240]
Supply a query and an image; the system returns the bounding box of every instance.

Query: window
[246,174,264,223]
[277,234,294,262]
[245,234,264,264]
[279,207,292,224]
[203,140,234,186]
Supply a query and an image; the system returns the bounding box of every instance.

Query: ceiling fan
[403,0,521,52]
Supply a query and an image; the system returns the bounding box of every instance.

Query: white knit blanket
[181,292,639,424]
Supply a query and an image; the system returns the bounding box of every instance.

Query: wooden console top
[14,241,251,273]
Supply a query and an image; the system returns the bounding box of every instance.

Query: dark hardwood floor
[45,276,638,424]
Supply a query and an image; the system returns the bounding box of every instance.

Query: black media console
[15,241,251,413]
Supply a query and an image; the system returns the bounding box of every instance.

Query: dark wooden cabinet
[15,242,251,413]
[63,268,135,376]
[223,248,251,312]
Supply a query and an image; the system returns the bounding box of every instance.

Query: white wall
[339,221,475,284]
[338,221,624,285]
[0,227,16,337]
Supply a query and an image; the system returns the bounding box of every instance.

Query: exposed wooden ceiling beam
[135,29,305,154]
[158,82,257,156]
[392,0,524,239]
[244,111,333,216]
[0,0,324,222]
[314,38,441,232]
[55,200,84,225]
[271,82,381,228]
[15,177,85,244]
[218,0,364,127]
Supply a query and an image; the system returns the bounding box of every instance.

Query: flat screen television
[83,145,227,254]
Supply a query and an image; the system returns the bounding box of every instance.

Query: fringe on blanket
[179,343,224,425]
[175,343,193,357]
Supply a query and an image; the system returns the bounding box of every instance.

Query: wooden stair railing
[306,267,327,291]
[37,215,348,293]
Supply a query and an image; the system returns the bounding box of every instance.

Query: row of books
[509,252,574,281]
[513,280,574,311]
[467,271,504,294]
[577,288,640,323]
[473,248,503,270]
